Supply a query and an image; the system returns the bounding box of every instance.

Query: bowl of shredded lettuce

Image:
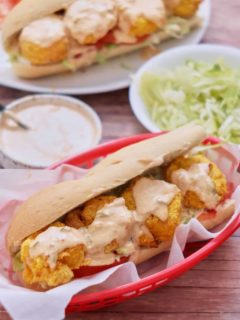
[129,44,240,144]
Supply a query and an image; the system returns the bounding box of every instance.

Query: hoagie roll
[7,123,235,290]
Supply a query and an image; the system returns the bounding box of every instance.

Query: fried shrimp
[64,0,117,45]
[19,16,68,65]
[165,154,227,209]
[164,0,202,18]
[117,0,166,38]
[20,222,86,288]
[123,177,182,245]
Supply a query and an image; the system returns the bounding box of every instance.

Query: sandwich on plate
[2,0,203,78]
[7,123,235,290]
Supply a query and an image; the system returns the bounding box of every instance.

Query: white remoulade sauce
[0,97,101,168]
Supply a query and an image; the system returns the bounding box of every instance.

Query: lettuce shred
[140,59,240,143]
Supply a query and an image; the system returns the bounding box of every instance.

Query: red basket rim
[48,133,240,312]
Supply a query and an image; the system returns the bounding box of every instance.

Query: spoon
[0,104,30,130]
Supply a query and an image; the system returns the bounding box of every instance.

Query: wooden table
[1,0,240,319]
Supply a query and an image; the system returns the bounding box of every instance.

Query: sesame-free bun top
[6,123,207,255]
[2,0,74,50]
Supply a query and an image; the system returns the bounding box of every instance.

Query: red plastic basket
[49,133,240,314]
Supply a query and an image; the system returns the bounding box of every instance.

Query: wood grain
[0,0,240,319]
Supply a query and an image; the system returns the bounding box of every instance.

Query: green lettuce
[140,59,240,143]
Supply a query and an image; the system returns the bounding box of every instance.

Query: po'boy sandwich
[6,123,235,290]
[2,0,202,78]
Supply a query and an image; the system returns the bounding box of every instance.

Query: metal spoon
[0,104,30,130]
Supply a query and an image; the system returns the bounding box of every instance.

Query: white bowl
[0,94,102,168]
[129,44,240,132]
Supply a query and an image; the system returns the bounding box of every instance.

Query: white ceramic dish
[129,44,240,132]
[0,95,102,168]
[0,0,210,95]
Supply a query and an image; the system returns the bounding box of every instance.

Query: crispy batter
[64,208,85,229]
[20,196,120,288]
[169,0,202,18]
[130,17,158,37]
[122,180,138,211]
[20,222,85,288]
[21,238,73,288]
[19,37,68,65]
[145,192,182,242]
[104,239,119,253]
[123,177,182,245]
[138,234,158,248]
[81,195,117,226]
[58,245,85,269]
[165,154,227,209]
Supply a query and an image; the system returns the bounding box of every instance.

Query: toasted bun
[6,123,206,255]
[2,0,201,79]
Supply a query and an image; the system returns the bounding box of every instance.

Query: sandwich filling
[14,152,232,289]
[10,0,202,66]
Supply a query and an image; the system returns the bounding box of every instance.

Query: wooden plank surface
[1,0,240,319]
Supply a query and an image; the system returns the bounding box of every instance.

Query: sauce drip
[171,163,220,209]
[64,0,117,44]
[117,0,166,33]
[132,177,179,241]
[29,198,134,268]
[20,15,66,47]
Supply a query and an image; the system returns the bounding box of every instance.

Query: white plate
[129,44,240,132]
[0,0,210,95]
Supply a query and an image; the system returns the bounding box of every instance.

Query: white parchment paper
[0,145,239,320]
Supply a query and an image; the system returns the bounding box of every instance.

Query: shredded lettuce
[8,53,19,63]
[140,59,240,144]
[13,252,23,272]
[96,52,107,64]
[62,59,76,71]
[163,17,191,39]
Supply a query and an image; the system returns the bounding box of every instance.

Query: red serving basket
[49,133,240,314]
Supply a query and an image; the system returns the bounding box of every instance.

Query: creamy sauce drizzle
[20,15,66,47]
[172,163,220,209]
[117,0,166,34]
[29,198,134,268]
[0,104,98,167]
[132,177,179,241]
[64,0,117,44]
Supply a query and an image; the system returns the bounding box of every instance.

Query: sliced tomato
[95,29,148,49]
[221,182,234,203]
[0,0,19,23]
[73,256,129,278]
[95,30,117,49]
[9,0,21,4]
[198,209,217,221]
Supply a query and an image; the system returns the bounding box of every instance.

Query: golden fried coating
[165,154,227,209]
[123,177,182,245]
[104,239,119,253]
[64,208,85,229]
[20,222,85,288]
[81,195,117,226]
[122,180,138,211]
[20,196,121,288]
[138,234,158,248]
[145,192,182,242]
[58,245,85,269]
[20,37,68,65]
[166,0,202,18]
[130,17,158,37]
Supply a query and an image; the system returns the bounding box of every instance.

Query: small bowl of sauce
[0,94,102,168]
